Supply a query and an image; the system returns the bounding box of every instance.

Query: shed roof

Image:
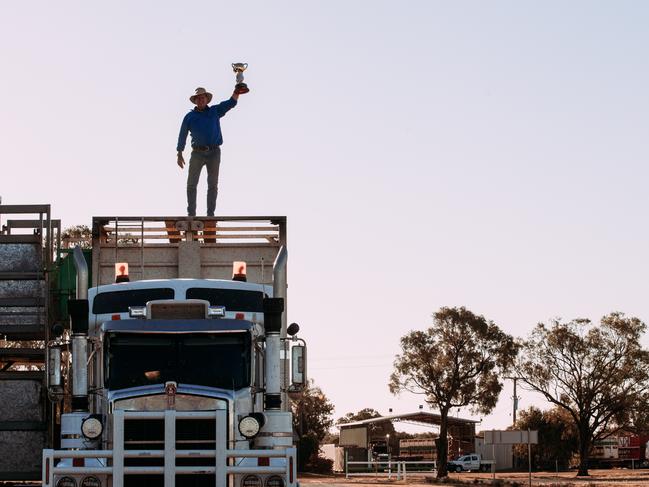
[336,411,479,429]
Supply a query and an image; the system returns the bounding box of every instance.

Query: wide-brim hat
[190,87,213,104]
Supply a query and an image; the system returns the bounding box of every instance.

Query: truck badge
[165,381,177,409]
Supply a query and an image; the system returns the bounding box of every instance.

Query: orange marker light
[232,261,247,282]
[115,263,130,283]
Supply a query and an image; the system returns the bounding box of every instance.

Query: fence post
[345,450,349,479]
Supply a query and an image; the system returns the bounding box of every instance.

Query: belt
[192,144,219,152]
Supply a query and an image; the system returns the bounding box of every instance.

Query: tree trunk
[576,428,590,477]
[436,407,450,478]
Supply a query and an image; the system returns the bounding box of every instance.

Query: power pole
[505,377,519,426]
[512,377,518,425]
[506,376,520,470]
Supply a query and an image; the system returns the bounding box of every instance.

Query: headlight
[242,475,262,487]
[81,477,101,487]
[266,476,285,487]
[238,415,261,438]
[56,477,77,487]
[81,416,103,439]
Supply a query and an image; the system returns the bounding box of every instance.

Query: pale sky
[2,1,648,432]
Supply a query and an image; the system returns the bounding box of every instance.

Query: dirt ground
[299,469,649,486]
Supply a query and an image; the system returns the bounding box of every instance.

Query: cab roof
[101,318,254,334]
[90,278,270,296]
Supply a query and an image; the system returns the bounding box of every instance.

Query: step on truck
[38,215,306,487]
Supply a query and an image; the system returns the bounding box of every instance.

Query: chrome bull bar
[42,409,297,487]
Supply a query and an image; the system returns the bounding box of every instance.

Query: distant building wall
[475,438,513,470]
[321,444,345,472]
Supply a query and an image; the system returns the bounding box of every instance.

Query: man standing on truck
[176,86,244,216]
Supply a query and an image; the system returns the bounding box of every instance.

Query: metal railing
[43,409,297,487]
[90,215,287,286]
[345,459,437,480]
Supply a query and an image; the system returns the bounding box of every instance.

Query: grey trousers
[186,147,221,216]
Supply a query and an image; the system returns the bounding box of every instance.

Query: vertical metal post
[345,450,349,479]
[492,444,496,480]
[215,410,226,487]
[42,450,53,486]
[140,217,144,280]
[56,220,61,267]
[528,429,532,487]
[38,210,45,344]
[115,217,119,272]
[113,410,125,487]
[286,447,297,487]
[165,410,176,487]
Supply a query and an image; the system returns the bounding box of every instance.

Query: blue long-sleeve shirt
[176,98,238,151]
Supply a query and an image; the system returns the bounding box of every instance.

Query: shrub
[305,456,333,474]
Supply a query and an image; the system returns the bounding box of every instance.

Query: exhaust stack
[263,297,283,410]
[73,245,88,299]
[271,246,290,411]
[265,245,286,411]
[272,246,287,336]
[70,246,89,411]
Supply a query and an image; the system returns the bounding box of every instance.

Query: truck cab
[42,216,305,487]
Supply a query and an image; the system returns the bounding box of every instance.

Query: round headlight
[265,476,285,487]
[56,477,77,487]
[81,416,103,439]
[242,475,262,487]
[238,416,261,438]
[81,477,101,487]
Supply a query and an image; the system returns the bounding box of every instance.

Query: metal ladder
[0,204,59,482]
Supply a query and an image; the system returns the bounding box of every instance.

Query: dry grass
[300,469,649,486]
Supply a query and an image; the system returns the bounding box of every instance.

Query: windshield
[93,288,175,314]
[105,332,251,390]
[186,288,265,312]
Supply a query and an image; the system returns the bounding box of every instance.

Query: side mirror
[47,346,63,394]
[291,344,307,388]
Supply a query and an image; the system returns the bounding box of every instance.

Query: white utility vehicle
[447,453,494,472]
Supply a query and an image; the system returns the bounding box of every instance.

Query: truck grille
[125,475,215,487]
[122,414,224,487]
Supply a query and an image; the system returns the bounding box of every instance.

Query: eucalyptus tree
[291,380,334,471]
[389,307,517,477]
[517,313,649,476]
[513,406,578,470]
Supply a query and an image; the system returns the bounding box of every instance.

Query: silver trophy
[232,63,249,94]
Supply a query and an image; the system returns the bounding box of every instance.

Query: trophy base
[235,83,249,94]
